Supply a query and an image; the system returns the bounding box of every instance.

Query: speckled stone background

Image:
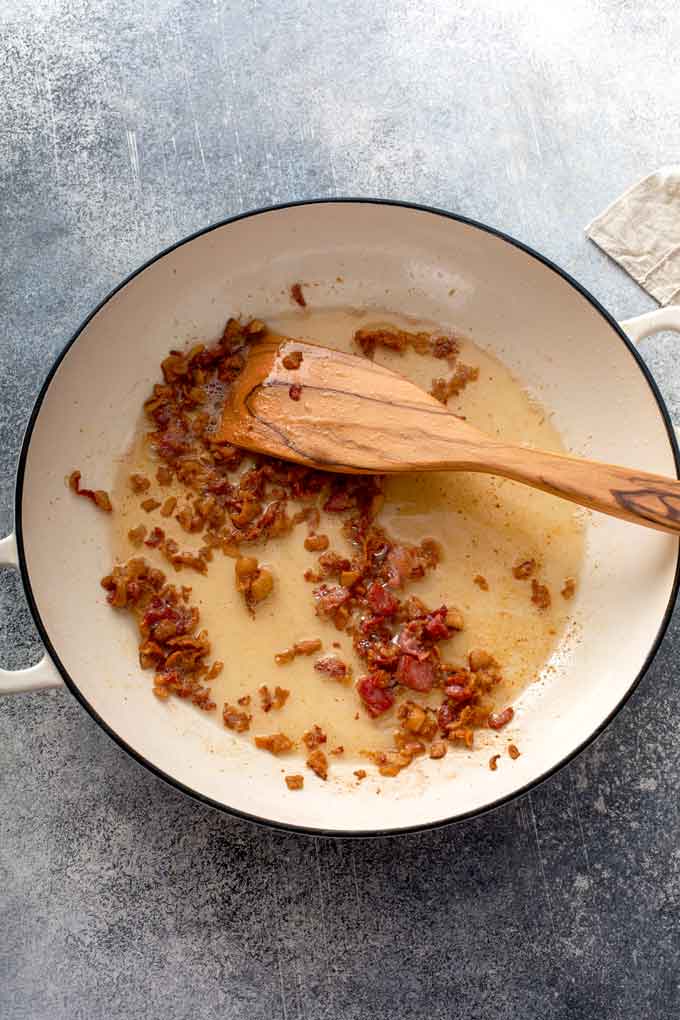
[2,2,680,1018]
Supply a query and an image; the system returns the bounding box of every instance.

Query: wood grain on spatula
[215,333,680,535]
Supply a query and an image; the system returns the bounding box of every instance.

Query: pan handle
[620,305,680,343]
[0,533,63,694]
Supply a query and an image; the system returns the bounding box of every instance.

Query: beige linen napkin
[586,167,680,305]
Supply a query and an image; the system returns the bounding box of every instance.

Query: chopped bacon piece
[285,774,304,790]
[306,749,328,780]
[423,606,450,641]
[304,533,329,552]
[444,682,474,703]
[513,558,535,580]
[531,579,551,610]
[385,545,414,588]
[290,282,306,307]
[367,582,399,617]
[303,725,327,750]
[223,704,251,732]
[314,656,349,681]
[282,350,303,370]
[396,655,435,692]
[323,488,354,512]
[356,675,395,717]
[68,470,112,511]
[254,732,294,754]
[468,649,495,672]
[430,363,479,404]
[289,384,302,401]
[129,473,151,493]
[431,334,460,360]
[396,623,429,662]
[488,706,514,730]
[313,584,351,617]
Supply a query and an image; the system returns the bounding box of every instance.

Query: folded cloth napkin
[586,166,680,305]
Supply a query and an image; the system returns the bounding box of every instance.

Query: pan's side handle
[620,306,680,343]
[0,533,63,694]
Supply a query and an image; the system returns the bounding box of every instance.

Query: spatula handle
[477,444,680,535]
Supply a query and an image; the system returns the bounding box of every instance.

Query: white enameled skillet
[3,200,679,836]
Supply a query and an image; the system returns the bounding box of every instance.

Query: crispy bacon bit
[419,537,442,568]
[235,556,274,612]
[160,496,177,517]
[370,749,413,777]
[144,526,165,548]
[323,489,353,513]
[367,582,399,617]
[128,524,147,546]
[294,639,322,656]
[448,727,474,748]
[69,470,112,511]
[330,746,344,756]
[508,743,521,760]
[468,649,495,673]
[237,695,251,706]
[396,655,435,692]
[274,648,294,665]
[474,574,489,591]
[285,774,304,790]
[141,497,161,513]
[289,383,302,401]
[513,558,535,580]
[254,732,294,754]
[357,674,394,716]
[282,350,304,370]
[445,607,465,631]
[353,325,430,359]
[489,754,500,771]
[223,704,251,731]
[304,533,329,552]
[398,701,427,733]
[488,706,514,730]
[431,334,460,360]
[313,584,351,628]
[275,638,322,665]
[531,579,551,610]
[314,655,349,681]
[430,363,479,404]
[303,724,327,750]
[290,282,306,307]
[272,686,289,709]
[354,769,367,781]
[561,578,576,599]
[129,473,151,493]
[429,740,448,759]
[259,685,273,712]
[257,684,287,712]
[156,465,173,486]
[306,748,328,780]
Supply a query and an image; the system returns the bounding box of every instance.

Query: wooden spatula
[215,334,680,535]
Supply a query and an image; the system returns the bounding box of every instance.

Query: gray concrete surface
[2,2,680,1018]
